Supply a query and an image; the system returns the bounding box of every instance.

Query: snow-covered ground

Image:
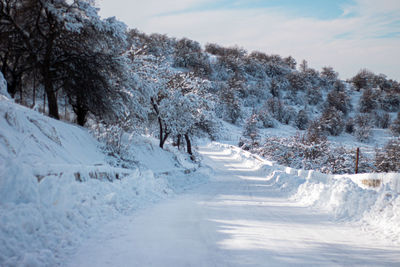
[0,97,208,266]
[1,94,400,266]
[66,143,400,266]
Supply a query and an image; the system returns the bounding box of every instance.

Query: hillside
[0,94,209,266]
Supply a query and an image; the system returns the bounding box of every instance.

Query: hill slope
[0,97,208,266]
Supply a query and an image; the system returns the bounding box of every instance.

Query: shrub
[258,109,275,128]
[295,109,309,130]
[359,88,379,113]
[326,83,351,115]
[372,111,390,129]
[390,112,400,136]
[242,113,260,144]
[345,118,355,134]
[375,138,400,172]
[381,93,400,112]
[319,107,344,136]
[306,87,322,106]
[354,114,372,142]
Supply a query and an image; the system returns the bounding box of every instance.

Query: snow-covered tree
[0,0,134,124]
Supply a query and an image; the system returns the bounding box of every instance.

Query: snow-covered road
[66,144,400,267]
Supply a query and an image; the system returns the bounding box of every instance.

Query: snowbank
[218,142,400,245]
[0,100,209,266]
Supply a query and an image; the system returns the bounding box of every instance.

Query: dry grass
[361,179,381,188]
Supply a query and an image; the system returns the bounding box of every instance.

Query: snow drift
[214,142,400,245]
[0,98,208,267]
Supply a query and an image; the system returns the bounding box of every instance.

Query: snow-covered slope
[0,98,208,267]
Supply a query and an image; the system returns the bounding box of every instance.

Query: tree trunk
[7,80,17,98]
[44,79,59,119]
[31,73,36,108]
[177,134,181,150]
[158,117,164,148]
[42,34,59,119]
[76,106,88,126]
[185,134,194,160]
[160,129,169,149]
[151,97,169,149]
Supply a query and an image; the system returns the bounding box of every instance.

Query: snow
[0,72,10,100]
[0,100,207,266]
[66,142,400,267]
[1,98,400,266]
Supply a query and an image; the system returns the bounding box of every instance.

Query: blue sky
[98,0,400,80]
[161,0,353,20]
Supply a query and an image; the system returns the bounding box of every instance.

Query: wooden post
[355,147,360,174]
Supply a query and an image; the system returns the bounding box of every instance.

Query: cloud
[98,0,400,80]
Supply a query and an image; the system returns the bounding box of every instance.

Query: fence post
[355,147,360,174]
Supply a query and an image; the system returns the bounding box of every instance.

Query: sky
[98,0,400,81]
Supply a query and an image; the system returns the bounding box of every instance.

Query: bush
[266,97,284,122]
[218,85,241,124]
[351,69,375,91]
[375,138,400,172]
[372,110,390,129]
[319,107,344,136]
[359,88,379,113]
[354,114,372,142]
[381,93,400,112]
[345,118,355,133]
[258,109,275,128]
[242,113,260,144]
[306,87,322,106]
[326,83,351,115]
[390,112,400,136]
[295,109,309,130]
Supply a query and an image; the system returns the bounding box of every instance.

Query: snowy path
[66,144,400,267]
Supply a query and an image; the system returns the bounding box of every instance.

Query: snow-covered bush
[325,82,351,115]
[257,109,275,128]
[354,114,372,142]
[319,107,344,136]
[90,121,135,167]
[372,110,390,129]
[266,97,295,124]
[381,92,400,112]
[306,87,322,106]
[295,109,309,130]
[359,88,379,113]
[345,117,355,134]
[218,85,241,124]
[243,113,260,140]
[375,138,400,172]
[390,112,400,136]
[351,69,375,90]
